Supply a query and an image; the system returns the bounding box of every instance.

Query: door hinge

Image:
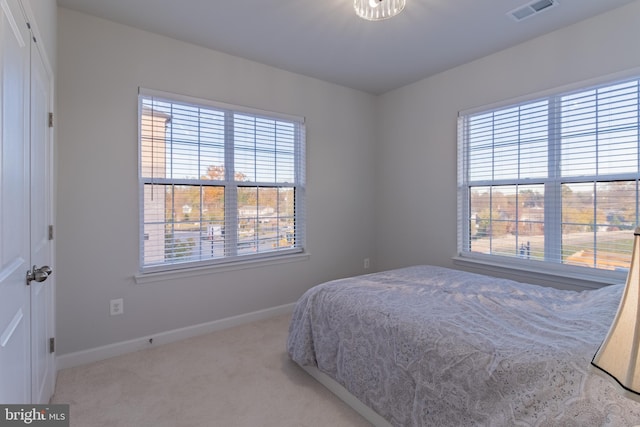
[48,112,54,128]
[49,337,55,353]
[48,225,54,240]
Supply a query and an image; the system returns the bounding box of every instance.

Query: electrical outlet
[110,298,124,316]
[364,258,370,269]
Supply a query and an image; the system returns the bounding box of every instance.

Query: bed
[287,265,640,426]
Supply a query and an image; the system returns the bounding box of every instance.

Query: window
[458,77,640,276]
[139,89,305,273]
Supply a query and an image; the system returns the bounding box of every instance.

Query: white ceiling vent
[508,0,558,22]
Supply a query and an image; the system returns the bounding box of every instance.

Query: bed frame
[301,365,392,427]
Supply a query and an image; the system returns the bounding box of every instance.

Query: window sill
[452,254,626,291]
[134,252,311,284]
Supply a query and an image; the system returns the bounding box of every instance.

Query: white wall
[24,0,56,72]
[375,1,640,284]
[56,8,377,355]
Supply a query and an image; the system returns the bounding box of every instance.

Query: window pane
[143,184,169,266]
[140,111,169,180]
[237,187,258,255]
[170,104,202,179]
[561,135,596,177]
[199,110,226,178]
[598,81,639,133]
[493,107,520,180]
[561,81,640,178]
[275,123,296,183]
[519,102,548,179]
[143,184,226,266]
[467,101,548,182]
[469,185,544,260]
[563,181,636,270]
[236,186,297,254]
[595,181,635,271]
[561,90,597,177]
[201,186,226,258]
[141,99,226,181]
[234,114,297,183]
[469,186,490,252]
[598,129,638,175]
[515,184,545,261]
[467,114,495,182]
[561,182,594,268]
[277,187,295,247]
[257,187,278,250]
[234,115,257,182]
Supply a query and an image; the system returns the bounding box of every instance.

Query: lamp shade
[591,227,640,401]
[354,0,406,21]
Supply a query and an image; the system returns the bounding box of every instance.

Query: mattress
[287,265,640,426]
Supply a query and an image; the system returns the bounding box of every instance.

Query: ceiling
[55,0,637,95]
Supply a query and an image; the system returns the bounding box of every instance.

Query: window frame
[457,70,640,285]
[137,88,306,275]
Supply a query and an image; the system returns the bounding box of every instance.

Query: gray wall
[56,8,377,355]
[375,1,640,286]
[56,1,640,356]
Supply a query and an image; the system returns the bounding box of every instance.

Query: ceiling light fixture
[354,0,406,21]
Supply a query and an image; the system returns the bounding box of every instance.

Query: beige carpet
[51,314,372,427]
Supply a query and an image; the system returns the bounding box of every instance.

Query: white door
[0,0,32,404]
[0,0,54,404]
[29,34,54,404]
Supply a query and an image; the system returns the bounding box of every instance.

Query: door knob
[26,265,52,285]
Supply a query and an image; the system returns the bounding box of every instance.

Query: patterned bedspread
[287,265,640,426]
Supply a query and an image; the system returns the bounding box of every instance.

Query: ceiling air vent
[508,0,558,22]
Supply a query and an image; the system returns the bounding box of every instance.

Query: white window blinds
[458,77,640,274]
[139,89,305,273]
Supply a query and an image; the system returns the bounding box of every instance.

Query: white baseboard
[56,303,295,371]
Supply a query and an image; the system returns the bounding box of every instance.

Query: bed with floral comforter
[287,265,640,426]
